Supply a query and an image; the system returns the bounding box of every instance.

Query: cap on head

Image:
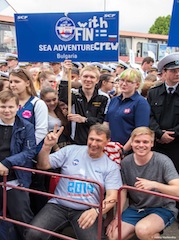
[158,52,179,72]
[72,62,83,69]
[100,64,113,73]
[0,71,9,80]
[107,63,117,71]
[0,60,7,66]
[117,60,129,70]
[5,53,18,61]
[19,62,31,68]
[88,62,104,70]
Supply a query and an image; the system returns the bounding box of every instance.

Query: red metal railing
[117,186,179,240]
[0,166,105,240]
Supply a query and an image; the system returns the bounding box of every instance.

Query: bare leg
[107,221,135,240]
[135,214,165,240]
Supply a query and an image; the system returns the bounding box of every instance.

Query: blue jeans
[24,203,104,240]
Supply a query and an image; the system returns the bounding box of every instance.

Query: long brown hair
[40,87,69,135]
[9,69,37,96]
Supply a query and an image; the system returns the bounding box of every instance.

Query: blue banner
[14,12,119,62]
[168,0,179,47]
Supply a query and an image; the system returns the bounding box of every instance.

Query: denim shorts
[122,207,175,227]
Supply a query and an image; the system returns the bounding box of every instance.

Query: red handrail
[0,166,105,240]
[117,186,179,240]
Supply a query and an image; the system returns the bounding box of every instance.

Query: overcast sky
[2,0,174,33]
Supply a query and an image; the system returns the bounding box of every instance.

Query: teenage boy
[107,127,179,240]
[58,60,108,145]
[0,90,36,240]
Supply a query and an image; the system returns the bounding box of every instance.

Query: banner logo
[55,17,76,41]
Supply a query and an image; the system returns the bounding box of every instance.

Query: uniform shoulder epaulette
[152,81,163,88]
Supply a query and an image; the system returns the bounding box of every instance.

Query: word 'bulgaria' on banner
[15,12,119,62]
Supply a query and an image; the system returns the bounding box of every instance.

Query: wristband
[94,208,99,215]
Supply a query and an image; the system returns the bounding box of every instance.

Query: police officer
[115,60,129,77]
[147,52,179,171]
[0,60,8,72]
[5,53,19,71]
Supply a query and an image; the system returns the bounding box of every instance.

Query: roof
[120,30,168,40]
[0,15,14,23]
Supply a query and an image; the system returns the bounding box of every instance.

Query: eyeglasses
[119,79,136,84]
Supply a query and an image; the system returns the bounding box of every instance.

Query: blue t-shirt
[105,92,150,145]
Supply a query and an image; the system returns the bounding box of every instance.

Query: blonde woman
[34,70,57,96]
[104,68,150,147]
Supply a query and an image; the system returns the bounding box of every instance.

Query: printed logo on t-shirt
[73,159,79,166]
[124,108,131,114]
[67,180,94,198]
[67,174,95,200]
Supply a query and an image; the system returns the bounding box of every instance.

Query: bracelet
[94,208,99,215]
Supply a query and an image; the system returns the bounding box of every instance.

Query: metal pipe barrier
[117,186,179,240]
[0,166,105,240]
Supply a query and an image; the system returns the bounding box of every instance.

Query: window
[0,23,17,54]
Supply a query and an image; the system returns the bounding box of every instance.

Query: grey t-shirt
[49,145,122,210]
[121,151,179,217]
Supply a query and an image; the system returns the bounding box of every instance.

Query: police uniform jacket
[147,83,179,141]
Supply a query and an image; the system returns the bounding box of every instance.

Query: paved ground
[130,221,178,240]
[161,221,178,240]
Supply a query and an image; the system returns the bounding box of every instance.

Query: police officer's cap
[100,65,114,73]
[5,53,18,61]
[0,60,7,66]
[107,63,118,71]
[158,52,179,72]
[19,62,31,68]
[117,60,129,70]
[0,71,9,80]
[88,62,104,70]
[72,62,83,69]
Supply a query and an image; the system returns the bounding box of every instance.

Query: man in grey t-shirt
[25,123,122,240]
[107,126,179,240]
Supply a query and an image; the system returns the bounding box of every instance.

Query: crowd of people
[0,51,179,240]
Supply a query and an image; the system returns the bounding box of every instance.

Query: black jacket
[147,83,179,140]
[59,81,108,145]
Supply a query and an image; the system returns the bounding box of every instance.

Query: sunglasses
[10,68,30,80]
